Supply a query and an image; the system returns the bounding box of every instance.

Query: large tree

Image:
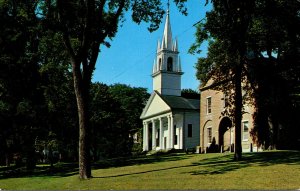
[38,31,79,163]
[40,0,187,179]
[191,0,255,160]
[191,0,300,154]
[245,0,300,149]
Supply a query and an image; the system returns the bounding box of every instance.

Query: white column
[143,122,149,151]
[143,123,146,151]
[159,118,163,150]
[167,116,171,149]
[170,115,174,149]
[152,119,156,150]
[180,126,183,149]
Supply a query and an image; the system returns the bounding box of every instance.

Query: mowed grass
[0,150,300,190]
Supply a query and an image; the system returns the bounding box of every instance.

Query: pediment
[140,91,171,119]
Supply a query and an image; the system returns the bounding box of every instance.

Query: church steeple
[152,4,183,96]
[162,7,173,50]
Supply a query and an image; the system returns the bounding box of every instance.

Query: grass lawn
[0,150,299,190]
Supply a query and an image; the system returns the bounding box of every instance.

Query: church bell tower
[152,7,183,96]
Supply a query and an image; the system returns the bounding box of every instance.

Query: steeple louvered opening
[167,57,173,71]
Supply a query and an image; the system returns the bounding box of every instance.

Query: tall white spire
[161,3,172,50]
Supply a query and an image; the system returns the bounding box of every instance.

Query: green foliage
[38,0,188,179]
[192,0,300,149]
[0,0,44,169]
[89,83,149,159]
[109,83,149,132]
[181,89,200,99]
[0,1,188,178]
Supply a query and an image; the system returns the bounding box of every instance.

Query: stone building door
[219,117,232,152]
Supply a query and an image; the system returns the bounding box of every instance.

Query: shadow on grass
[189,150,300,175]
[93,163,198,179]
[1,151,299,179]
[93,150,300,178]
[93,150,300,179]
[0,163,79,179]
[93,152,192,169]
[0,153,192,179]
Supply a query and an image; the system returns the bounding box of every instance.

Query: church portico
[142,113,176,151]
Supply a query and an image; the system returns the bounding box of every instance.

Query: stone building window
[206,97,212,114]
[222,93,229,108]
[207,127,212,143]
[243,121,249,141]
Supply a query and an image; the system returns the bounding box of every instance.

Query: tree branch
[103,0,125,39]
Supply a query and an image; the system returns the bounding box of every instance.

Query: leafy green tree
[181,89,200,99]
[191,0,256,160]
[89,83,149,159]
[191,0,300,152]
[244,0,300,149]
[38,31,79,162]
[109,84,149,155]
[41,0,187,179]
[0,0,43,169]
[89,83,123,159]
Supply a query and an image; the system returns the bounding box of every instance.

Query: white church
[140,9,200,152]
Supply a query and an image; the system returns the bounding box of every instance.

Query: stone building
[200,79,261,153]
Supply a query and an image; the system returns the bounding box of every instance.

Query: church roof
[160,94,200,110]
[140,91,199,120]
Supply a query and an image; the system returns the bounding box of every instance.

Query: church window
[167,57,173,71]
[156,128,160,146]
[207,127,212,143]
[206,97,212,114]
[188,124,193,137]
[174,125,178,145]
[158,58,162,70]
[242,121,249,141]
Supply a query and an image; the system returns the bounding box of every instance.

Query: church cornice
[157,49,179,55]
[152,70,184,77]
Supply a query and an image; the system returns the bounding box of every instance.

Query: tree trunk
[5,153,10,167]
[77,94,91,179]
[72,61,91,179]
[234,59,243,161]
[26,146,36,171]
[3,138,10,167]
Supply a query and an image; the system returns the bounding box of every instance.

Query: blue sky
[92,1,212,92]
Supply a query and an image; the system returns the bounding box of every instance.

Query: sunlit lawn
[0,150,300,190]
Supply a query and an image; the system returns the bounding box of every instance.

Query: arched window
[167,57,173,71]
